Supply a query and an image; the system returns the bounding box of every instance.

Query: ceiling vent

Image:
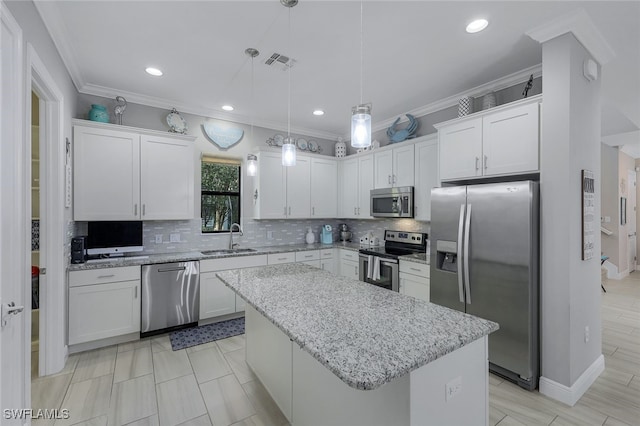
[265,53,296,71]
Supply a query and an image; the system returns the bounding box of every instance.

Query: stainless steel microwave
[370,187,414,218]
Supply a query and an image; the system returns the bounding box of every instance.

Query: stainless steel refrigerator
[430,181,539,390]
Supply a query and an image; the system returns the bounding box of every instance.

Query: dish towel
[372,256,381,281]
[367,255,374,279]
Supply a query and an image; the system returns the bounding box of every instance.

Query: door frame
[26,43,67,377]
[1,1,28,418]
[628,169,637,272]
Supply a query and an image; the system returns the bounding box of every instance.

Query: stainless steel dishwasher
[141,261,199,336]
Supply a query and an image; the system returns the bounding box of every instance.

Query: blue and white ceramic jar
[88,104,109,123]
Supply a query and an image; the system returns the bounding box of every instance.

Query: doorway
[628,169,637,272]
[31,91,41,378]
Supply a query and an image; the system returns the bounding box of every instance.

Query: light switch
[170,233,180,243]
[155,234,163,244]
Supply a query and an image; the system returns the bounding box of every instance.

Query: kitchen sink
[200,248,257,256]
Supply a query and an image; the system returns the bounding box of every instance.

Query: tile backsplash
[74,218,430,255]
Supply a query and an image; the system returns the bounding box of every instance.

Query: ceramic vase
[335,137,347,158]
[458,96,473,117]
[482,92,496,110]
[88,104,109,123]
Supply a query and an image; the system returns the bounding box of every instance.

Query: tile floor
[32,272,639,426]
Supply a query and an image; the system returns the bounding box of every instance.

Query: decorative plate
[297,138,308,150]
[307,140,318,152]
[274,134,285,146]
[202,123,244,150]
[166,108,187,134]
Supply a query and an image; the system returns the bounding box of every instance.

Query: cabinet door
[68,280,140,345]
[482,102,539,176]
[300,260,321,268]
[310,158,338,218]
[438,117,482,181]
[393,145,415,187]
[255,152,286,219]
[236,295,246,313]
[73,126,140,220]
[286,156,311,218]
[140,135,194,220]
[374,150,393,189]
[358,156,375,217]
[414,141,439,221]
[339,259,359,280]
[320,258,336,275]
[200,271,236,320]
[340,159,359,218]
[399,273,430,302]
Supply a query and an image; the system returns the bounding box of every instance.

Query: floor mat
[169,317,244,351]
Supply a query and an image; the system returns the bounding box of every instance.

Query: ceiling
[36,1,639,148]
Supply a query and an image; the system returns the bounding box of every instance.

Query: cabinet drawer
[399,260,430,278]
[339,249,358,262]
[69,265,141,288]
[320,248,334,259]
[200,255,267,273]
[295,250,320,262]
[268,252,296,265]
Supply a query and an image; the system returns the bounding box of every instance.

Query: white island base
[245,305,489,426]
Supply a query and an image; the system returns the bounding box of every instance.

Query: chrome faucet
[229,223,243,249]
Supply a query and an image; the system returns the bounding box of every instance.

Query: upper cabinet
[253,150,334,220]
[436,95,541,182]
[413,137,439,221]
[73,120,195,221]
[374,144,414,188]
[339,156,374,219]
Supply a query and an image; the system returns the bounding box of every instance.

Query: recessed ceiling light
[222,105,234,111]
[145,67,163,76]
[313,109,325,116]
[466,19,489,34]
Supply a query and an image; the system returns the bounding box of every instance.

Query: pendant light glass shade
[282,137,296,166]
[351,104,372,148]
[246,154,257,176]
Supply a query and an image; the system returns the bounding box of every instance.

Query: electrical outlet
[155,234,163,244]
[170,233,180,243]
[604,216,611,223]
[584,326,590,343]
[445,376,462,402]
[267,230,274,240]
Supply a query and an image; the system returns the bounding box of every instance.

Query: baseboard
[603,261,630,280]
[539,355,604,406]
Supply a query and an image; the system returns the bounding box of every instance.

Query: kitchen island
[217,263,498,426]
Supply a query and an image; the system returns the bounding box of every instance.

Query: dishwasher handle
[157,266,186,273]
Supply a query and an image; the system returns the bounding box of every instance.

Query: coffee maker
[321,225,333,244]
[338,223,352,242]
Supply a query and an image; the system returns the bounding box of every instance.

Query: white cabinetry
[296,250,320,268]
[310,158,338,217]
[339,156,374,218]
[374,144,414,188]
[254,152,286,219]
[319,249,336,274]
[413,137,439,221]
[73,120,195,221]
[200,255,267,320]
[339,249,359,280]
[68,266,141,345]
[437,96,540,182]
[287,156,311,218]
[268,252,296,265]
[399,260,429,302]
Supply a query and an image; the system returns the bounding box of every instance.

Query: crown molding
[79,83,342,141]
[526,8,615,65]
[358,63,543,139]
[33,1,85,91]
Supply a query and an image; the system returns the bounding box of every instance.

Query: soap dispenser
[305,228,315,244]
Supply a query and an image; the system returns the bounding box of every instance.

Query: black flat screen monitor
[86,221,143,255]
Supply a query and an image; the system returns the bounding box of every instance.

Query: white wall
[540,33,602,388]
[600,144,618,266]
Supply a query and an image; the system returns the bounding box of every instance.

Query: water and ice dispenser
[435,240,458,273]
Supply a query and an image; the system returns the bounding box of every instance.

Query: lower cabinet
[399,260,430,302]
[68,266,141,345]
[200,255,267,321]
[319,248,336,274]
[339,249,360,280]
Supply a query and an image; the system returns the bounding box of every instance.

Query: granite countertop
[216,263,498,391]
[398,252,429,264]
[67,242,363,271]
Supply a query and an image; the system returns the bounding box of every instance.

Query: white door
[392,145,415,187]
[438,117,482,181]
[1,5,28,420]
[374,150,393,188]
[358,156,375,217]
[414,140,439,221]
[140,134,194,220]
[200,272,236,320]
[255,152,286,219]
[286,155,311,218]
[340,159,359,218]
[310,158,337,218]
[629,170,637,272]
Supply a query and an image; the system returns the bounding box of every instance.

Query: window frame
[201,159,242,234]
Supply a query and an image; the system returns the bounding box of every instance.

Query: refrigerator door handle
[464,204,472,304]
[457,204,466,304]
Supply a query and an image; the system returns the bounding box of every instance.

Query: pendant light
[351,1,371,148]
[282,0,297,166]
[245,47,259,177]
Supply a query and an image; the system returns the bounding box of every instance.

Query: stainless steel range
[359,230,427,291]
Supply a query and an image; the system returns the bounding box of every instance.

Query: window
[201,158,241,233]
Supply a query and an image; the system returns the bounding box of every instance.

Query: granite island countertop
[216,263,498,391]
